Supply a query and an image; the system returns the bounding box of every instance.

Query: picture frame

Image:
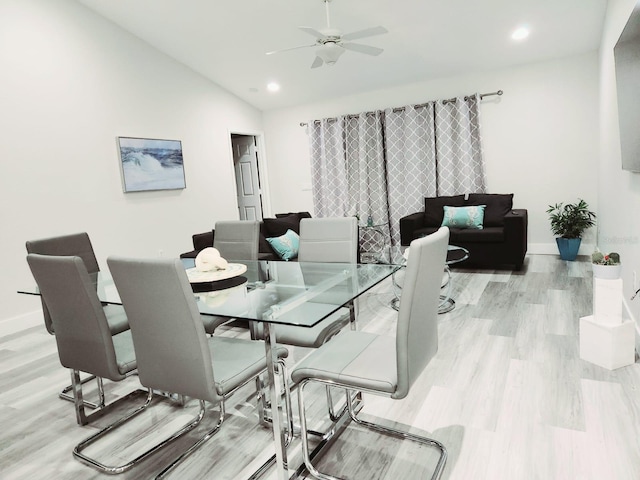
[117,136,186,193]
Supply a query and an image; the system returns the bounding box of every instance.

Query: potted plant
[592,250,621,279]
[546,199,596,261]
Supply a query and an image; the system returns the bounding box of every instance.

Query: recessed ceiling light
[511,26,530,41]
[267,82,280,93]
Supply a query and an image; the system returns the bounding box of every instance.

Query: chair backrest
[26,232,100,272]
[394,226,449,399]
[26,232,100,334]
[298,217,358,263]
[297,217,359,313]
[25,254,124,381]
[107,256,220,404]
[213,220,260,261]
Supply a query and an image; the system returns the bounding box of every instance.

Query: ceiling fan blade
[342,42,384,56]
[299,26,327,40]
[266,43,317,56]
[311,56,324,69]
[341,26,388,42]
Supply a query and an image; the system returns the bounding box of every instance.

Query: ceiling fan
[266,0,388,68]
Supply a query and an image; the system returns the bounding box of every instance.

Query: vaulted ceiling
[76,0,607,111]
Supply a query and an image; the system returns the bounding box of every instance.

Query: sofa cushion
[275,211,312,220]
[466,193,513,227]
[424,195,465,227]
[449,227,504,243]
[441,205,485,229]
[266,229,300,261]
[264,215,302,237]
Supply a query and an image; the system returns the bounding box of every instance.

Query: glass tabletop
[19,259,398,329]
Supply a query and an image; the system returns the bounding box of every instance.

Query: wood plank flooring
[2,254,640,479]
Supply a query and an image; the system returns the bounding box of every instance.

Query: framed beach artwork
[117,136,186,193]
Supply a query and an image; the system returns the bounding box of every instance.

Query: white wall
[0,0,263,320]
[263,52,600,256]
[598,0,640,327]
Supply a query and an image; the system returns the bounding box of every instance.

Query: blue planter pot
[556,237,581,261]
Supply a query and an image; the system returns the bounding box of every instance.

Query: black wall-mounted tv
[614,3,640,173]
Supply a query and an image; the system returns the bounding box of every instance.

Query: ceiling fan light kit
[316,43,344,66]
[266,0,388,68]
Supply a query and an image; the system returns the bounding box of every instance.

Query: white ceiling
[76,0,607,111]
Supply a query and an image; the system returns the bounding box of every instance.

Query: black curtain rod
[299,90,503,127]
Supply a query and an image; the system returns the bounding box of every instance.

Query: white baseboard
[528,242,595,257]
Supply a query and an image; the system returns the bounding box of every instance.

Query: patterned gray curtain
[307,93,485,255]
[435,94,486,195]
[344,112,387,226]
[385,103,437,249]
[308,118,349,216]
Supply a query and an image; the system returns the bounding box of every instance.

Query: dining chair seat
[253,305,351,349]
[103,304,130,335]
[292,331,397,393]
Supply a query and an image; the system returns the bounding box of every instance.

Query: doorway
[231,134,264,221]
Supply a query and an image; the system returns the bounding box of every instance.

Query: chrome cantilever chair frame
[292,228,450,480]
[107,256,292,479]
[69,369,142,427]
[74,362,292,477]
[25,253,156,475]
[297,378,447,480]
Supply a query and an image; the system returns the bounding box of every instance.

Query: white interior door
[232,134,263,221]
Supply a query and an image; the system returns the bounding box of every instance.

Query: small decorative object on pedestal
[591,249,621,279]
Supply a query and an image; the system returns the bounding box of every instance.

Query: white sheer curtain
[307,93,486,254]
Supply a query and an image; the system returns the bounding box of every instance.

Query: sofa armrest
[180,231,214,259]
[399,212,425,246]
[504,209,528,268]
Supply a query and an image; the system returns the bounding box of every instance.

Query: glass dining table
[19,257,399,480]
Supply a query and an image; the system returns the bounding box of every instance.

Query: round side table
[359,224,388,263]
[390,244,469,313]
[439,245,470,313]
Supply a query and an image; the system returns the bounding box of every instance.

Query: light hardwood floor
[2,254,640,479]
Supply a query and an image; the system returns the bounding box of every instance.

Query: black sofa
[399,193,527,270]
[180,212,312,261]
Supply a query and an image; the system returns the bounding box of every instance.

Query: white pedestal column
[579,277,635,370]
[593,278,623,321]
[579,315,635,370]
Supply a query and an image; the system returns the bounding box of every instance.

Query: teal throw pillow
[266,229,300,261]
[441,205,485,229]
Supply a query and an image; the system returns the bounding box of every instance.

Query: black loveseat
[180,212,312,261]
[399,193,527,270]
